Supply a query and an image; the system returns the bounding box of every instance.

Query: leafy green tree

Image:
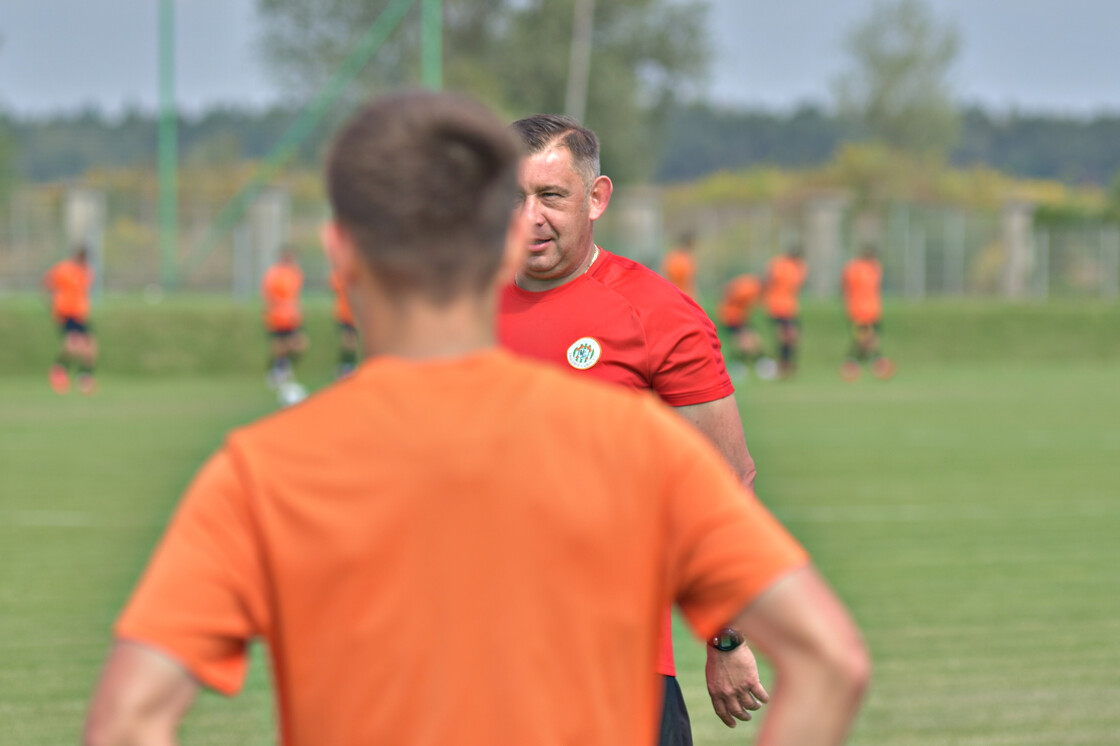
[254,0,710,182]
[833,0,961,156]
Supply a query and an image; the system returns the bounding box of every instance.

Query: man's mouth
[528,237,554,252]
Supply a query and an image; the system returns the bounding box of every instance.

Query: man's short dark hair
[509,114,600,189]
[326,91,520,305]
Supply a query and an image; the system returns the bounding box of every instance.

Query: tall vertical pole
[158,0,178,288]
[421,0,443,90]
[565,0,596,122]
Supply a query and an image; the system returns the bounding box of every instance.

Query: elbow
[825,631,872,706]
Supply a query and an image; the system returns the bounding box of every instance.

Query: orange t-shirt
[662,249,697,297]
[329,271,354,326]
[116,349,807,746]
[764,255,808,319]
[45,259,93,322]
[717,274,762,327]
[842,257,882,325]
[262,263,303,331]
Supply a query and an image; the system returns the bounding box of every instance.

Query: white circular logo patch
[566,337,602,370]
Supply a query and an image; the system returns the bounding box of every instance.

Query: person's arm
[84,640,199,746]
[728,566,870,745]
[673,393,766,723]
[674,394,756,489]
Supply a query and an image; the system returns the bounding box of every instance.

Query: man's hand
[705,642,770,728]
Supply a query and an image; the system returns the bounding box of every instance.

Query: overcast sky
[1,0,1117,116]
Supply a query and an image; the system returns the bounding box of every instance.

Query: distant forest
[5,102,1120,187]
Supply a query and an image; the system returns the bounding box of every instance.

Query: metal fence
[2,182,1118,305]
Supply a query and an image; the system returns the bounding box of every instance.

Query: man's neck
[358,294,498,360]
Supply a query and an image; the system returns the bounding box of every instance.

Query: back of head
[509,114,600,189]
[326,91,520,305]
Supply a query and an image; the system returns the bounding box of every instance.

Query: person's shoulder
[596,250,693,303]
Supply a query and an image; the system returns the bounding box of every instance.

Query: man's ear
[588,175,613,222]
[320,221,358,282]
[497,208,529,286]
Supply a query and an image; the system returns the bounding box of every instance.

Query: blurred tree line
[10,103,1120,189]
[3,0,1120,207]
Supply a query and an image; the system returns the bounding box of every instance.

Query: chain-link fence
[3,181,1118,305]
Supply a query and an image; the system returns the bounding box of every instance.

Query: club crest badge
[566,337,602,370]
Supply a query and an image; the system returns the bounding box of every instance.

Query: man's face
[516,146,604,287]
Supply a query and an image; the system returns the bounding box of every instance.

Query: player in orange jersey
[85,91,868,746]
[329,269,359,378]
[261,247,308,387]
[717,273,771,379]
[42,245,98,395]
[841,244,894,381]
[662,232,698,298]
[763,244,808,378]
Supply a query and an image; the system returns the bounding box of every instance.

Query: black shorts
[852,321,882,334]
[269,327,302,339]
[770,316,799,332]
[337,321,357,333]
[658,675,693,746]
[60,317,90,335]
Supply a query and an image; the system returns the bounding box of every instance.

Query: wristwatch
[709,627,744,652]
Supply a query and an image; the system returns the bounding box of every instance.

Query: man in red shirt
[85,92,868,746]
[500,114,765,744]
[841,244,894,381]
[42,245,98,395]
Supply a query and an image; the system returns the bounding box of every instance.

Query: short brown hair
[509,114,600,189]
[326,91,520,304]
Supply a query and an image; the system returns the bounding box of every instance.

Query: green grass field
[2,299,1119,744]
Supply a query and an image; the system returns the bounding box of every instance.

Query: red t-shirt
[499,248,736,675]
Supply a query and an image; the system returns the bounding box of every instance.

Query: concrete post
[1002,201,1034,299]
[803,194,847,297]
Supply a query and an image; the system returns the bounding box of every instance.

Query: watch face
[712,629,743,651]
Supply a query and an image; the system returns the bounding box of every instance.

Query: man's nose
[522,197,545,224]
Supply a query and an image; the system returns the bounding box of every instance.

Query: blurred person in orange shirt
[262,247,308,387]
[84,91,868,746]
[662,232,698,298]
[42,245,98,395]
[763,244,808,379]
[841,244,894,381]
[329,269,359,378]
[717,273,774,380]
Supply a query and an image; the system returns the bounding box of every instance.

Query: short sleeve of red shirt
[114,448,269,695]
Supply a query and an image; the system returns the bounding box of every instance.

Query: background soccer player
[763,244,808,379]
[717,272,773,379]
[500,114,766,744]
[329,268,359,378]
[261,246,308,387]
[42,245,98,395]
[841,243,894,380]
[662,231,698,298]
[84,91,868,746]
